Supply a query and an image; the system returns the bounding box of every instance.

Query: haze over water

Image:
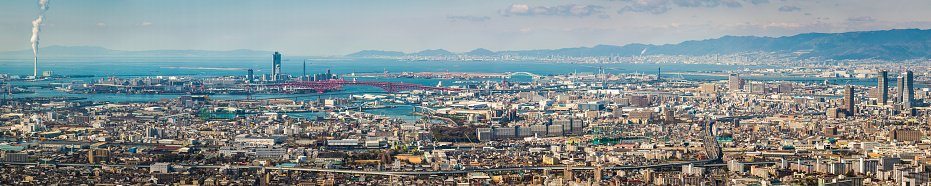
[1,56,736,77]
[0,56,883,122]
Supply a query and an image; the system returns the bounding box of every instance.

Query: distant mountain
[0,45,272,57]
[11,29,931,60]
[343,29,931,60]
[413,49,454,56]
[346,49,456,57]
[508,29,931,60]
[465,48,496,56]
[496,44,652,58]
[345,50,406,57]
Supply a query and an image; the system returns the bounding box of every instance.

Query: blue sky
[1,0,930,56]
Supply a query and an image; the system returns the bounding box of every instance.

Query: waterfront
[1,57,894,123]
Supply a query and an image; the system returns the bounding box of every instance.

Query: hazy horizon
[2,0,930,56]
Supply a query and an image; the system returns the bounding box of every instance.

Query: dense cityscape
[7,0,931,185]
[0,49,930,186]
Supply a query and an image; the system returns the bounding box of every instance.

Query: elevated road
[703,120,723,161]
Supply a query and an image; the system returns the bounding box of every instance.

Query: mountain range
[3,29,930,60]
[347,29,931,60]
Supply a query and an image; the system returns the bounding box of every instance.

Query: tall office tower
[247,69,254,83]
[844,86,855,115]
[657,67,661,79]
[272,52,281,81]
[902,71,914,103]
[897,75,905,102]
[878,70,888,105]
[728,74,740,91]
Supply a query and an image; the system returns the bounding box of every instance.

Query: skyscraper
[877,70,888,105]
[657,67,661,79]
[247,69,253,83]
[897,75,904,102]
[272,52,281,81]
[844,85,854,115]
[901,71,914,103]
[728,74,740,91]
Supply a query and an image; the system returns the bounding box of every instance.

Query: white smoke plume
[640,47,648,55]
[31,0,50,56]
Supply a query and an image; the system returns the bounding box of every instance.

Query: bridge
[507,72,541,77]
[270,80,461,93]
[339,96,418,109]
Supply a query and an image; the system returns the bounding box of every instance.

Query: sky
[1,0,930,56]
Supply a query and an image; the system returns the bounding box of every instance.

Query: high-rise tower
[844,85,855,115]
[657,67,661,80]
[728,74,740,91]
[901,71,914,103]
[878,70,888,105]
[247,69,253,83]
[272,52,281,81]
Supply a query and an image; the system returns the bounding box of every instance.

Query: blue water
[0,56,740,77]
[0,56,878,122]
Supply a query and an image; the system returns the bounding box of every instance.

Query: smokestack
[31,0,50,77]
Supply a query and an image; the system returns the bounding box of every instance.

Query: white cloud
[778,5,801,12]
[500,4,606,17]
[96,23,106,27]
[748,0,769,5]
[505,4,530,15]
[847,16,875,22]
[447,15,491,22]
[618,0,670,14]
[139,22,152,26]
[620,0,747,14]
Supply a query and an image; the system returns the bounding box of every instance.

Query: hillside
[348,29,931,60]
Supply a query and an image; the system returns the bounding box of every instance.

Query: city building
[272,51,282,81]
[701,83,716,93]
[878,70,888,105]
[629,95,650,107]
[2,153,27,162]
[823,127,838,138]
[728,74,740,91]
[900,71,913,103]
[151,162,172,173]
[844,86,855,115]
[247,69,254,83]
[312,69,338,81]
[88,148,110,164]
[889,129,920,142]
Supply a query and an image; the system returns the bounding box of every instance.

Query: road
[702,119,723,162]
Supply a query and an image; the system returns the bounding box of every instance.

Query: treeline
[431,126,479,142]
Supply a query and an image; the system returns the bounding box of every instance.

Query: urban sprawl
[2,52,931,186]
